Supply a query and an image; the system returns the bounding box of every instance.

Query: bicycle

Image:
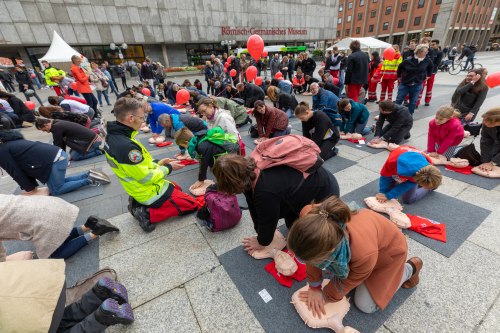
[448,58,483,75]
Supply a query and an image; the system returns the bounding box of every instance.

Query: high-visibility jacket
[43,66,66,87]
[104,121,173,206]
[380,53,402,80]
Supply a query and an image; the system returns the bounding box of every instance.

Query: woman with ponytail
[287,196,421,316]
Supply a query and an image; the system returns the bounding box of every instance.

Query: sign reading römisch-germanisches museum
[221,27,308,36]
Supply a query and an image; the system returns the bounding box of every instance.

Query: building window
[414,16,421,25]
[398,19,405,28]
[348,2,353,9]
[383,22,389,30]
[347,15,352,22]
[471,14,475,23]
[356,27,361,34]
[358,13,363,20]
[436,0,442,3]
[338,18,342,24]
[369,24,374,32]
[401,2,408,11]
[418,0,425,7]
[360,0,365,6]
[371,10,376,17]
[346,29,350,35]
[386,6,392,14]
[431,13,438,23]
[339,5,343,11]
[464,13,468,23]
[456,13,461,23]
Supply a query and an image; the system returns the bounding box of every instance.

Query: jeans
[70,141,103,161]
[33,77,42,89]
[354,263,413,313]
[47,151,90,195]
[108,80,119,96]
[354,119,371,136]
[270,126,291,138]
[50,227,89,259]
[464,56,475,71]
[401,185,432,204]
[338,70,346,95]
[319,139,338,161]
[121,76,128,89]
[395,83,421,115]
[285,108,293,118]
[96,89,110,106]
[82,93,98,113]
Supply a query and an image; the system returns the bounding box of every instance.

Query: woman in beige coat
[0,194,119,261]
[90,62,111,107]
[288,196,422,315]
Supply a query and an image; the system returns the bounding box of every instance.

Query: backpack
[188,127,240,158]
[250,134,324,189]
[196,185,242,232]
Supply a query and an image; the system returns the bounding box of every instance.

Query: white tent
[39,31,81,71]
[327,37,392,53]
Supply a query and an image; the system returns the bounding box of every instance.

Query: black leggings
[82,93,98,117]
[319,139,338,161]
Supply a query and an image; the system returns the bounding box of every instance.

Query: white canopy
[327,37,392,52]
[39,31,80,63]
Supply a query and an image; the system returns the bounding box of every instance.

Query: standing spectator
[402,39,417,60]
[90,62,111,107]
[395,44,433,115]
[448,47,458,62]
[140,57,157,94]
[270,54,280,78]
[345,40,369,102]
[41,60,69,96]
[204,61,215,95]
[14,65,43,105]
[101,64,119,97]
[325,47,342,78]
[239,54,250,83]
[279,56,289,80]
[213,58,224,83]
[227,55,241,84]
[417,39,443,107]
[287,54,295,81]
[294,53,304,74]
[0,69,15,92]
[302,52,317,77]
[367,51,382,102]
[451,69,488,122]
[27,68,41,90]
[155,62,165,84]
[380,45,402,102]
[71,55,98,112]
[338,51,347,94]
[116,64,129,89]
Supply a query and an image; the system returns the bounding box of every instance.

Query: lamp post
[110,42,128,62]
[221,40,236,55]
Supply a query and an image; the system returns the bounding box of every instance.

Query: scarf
[314,223,351,280]
[187,136,198,159]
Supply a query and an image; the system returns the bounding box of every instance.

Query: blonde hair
[414,165,442,189]
[175,127,194,146]
[266,85,280,102]
[415,44,429,56]
[482,107,500,127]
[287,196,352,265]
[436,106,460,120]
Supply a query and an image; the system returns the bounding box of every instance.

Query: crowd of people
[0,35,499,332]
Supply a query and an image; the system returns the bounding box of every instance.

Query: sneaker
[424,103,429,106]
[94,299,134,326]
[88,178,102,187]
[132,206,156,232]
[93,277,129,304]
[89,170,111,184]
[402,257,423,289]
[84,216,120,235]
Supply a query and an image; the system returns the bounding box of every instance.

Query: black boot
[404,133,411,140]
[93,277,129,304]
[132,206,156,233]
[84,216,120,235]
[94,299,134,326]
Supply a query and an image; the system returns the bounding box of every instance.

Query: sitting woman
[287,196,422,315]
[213,154,340,255]
[451,69,489,123]
[252,100,290,144]
[337,98,370,136]
[266,85,299,118]
[0,194,118,260]
[377,146,442,204]
[477,108,500,173]
[0,130,109,196]
[158,113,207,159]
[294,102,340,161]
[0,91,35,127]
[427,106,464,160]
[176,127,240,192]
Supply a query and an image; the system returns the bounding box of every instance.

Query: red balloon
[383,47,396,61]
[224,62,230,68]
[255,77,263,86]
[25,101,36,111]
[70,82,78,90]
[176,89,190,105]
[486,72,500,88]
[230,69,237,77]
[246,65,258,82]
[227,57,232,64]
[141,88,151,96]
[30,74,36,79]
[333,77,339,85]
[274,72,283,79]
[262,51,268,58]
[247,34,265,61]
[224,67,228,73]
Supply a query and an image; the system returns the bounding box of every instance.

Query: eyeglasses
[130,113,144,119]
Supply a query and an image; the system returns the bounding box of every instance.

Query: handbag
[100,79,108,88]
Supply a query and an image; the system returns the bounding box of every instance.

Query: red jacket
[427,118,464,154]
[70,64,92,94]
[292,75,305,86]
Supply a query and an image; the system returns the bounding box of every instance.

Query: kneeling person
[370,100,413,146]
[104,98,199,232]
[158,113,207,159]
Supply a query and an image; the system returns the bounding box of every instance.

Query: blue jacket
[340,100,369,133]
[312,88,339,111]
[379,151,430,199]
[148,103,180,134]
